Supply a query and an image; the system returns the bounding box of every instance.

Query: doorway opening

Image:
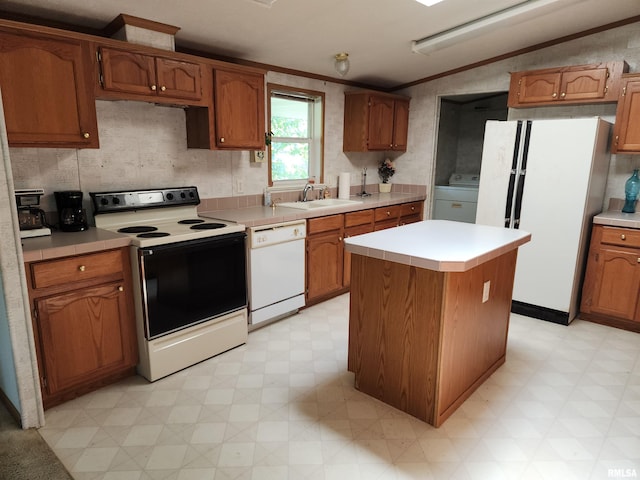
[432,92,508,223]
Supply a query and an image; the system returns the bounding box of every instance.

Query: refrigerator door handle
[512,121,533,228]
[504,121,523,228]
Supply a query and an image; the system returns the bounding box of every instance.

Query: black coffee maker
[54,190,89,232]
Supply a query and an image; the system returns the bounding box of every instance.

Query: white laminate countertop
[593,210,640,229]
[344,220,531,272]
[199,192,425,227]
[20,228,131,263]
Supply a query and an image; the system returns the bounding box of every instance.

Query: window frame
[267,83,325,187]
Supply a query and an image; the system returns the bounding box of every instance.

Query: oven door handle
[139,232,246,256]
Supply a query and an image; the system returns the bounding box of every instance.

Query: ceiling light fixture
[412,0,582,55]
[415,0,446,6]
[334,53,350,77]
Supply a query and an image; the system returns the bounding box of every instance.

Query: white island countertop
[344,220,531,272]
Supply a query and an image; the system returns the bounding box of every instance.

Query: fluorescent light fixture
[415,0,446,6]
[251,0,277,6]
[412,0,582,55]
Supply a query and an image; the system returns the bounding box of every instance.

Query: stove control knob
[166,193,174,201]
[112,197,120,205]
[180,192,186,199]
[100,198,109,206]
[189,191,195,198]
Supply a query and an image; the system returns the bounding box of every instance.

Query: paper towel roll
[338,172,351,199]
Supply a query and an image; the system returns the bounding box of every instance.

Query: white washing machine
[433,173,480,223]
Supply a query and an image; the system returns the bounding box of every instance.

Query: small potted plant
[378,158,395,193]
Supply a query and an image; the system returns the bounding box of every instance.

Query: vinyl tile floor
[39,294,640,480]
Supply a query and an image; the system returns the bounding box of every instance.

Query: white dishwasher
[247,220,306,329]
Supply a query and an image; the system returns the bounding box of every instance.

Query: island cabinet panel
[0,30,98,148]
[348,248,517,427]
[581,225,640,331]
[437,249,516,424]
[348,254,442,424]
[26,247,138,409]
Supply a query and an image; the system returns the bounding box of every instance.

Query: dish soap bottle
[622,169,640,213]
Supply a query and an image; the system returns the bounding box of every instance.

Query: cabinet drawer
[31,249,124,289]
[401,202,423,217]
[600,226,640,248]
[308,214,344,234]
[375,205,401,222]
[344,209,374,228]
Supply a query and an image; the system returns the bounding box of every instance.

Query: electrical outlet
[235,177,244,194]
[482,280,490,303]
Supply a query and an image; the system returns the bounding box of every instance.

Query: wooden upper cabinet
[343,92,410,152]
[508,61,628,108]
[213,68,265,149]
[98,47,203,102]
[0,30,98,148]
[612,74,640,154]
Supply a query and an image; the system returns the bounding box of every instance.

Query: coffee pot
[54,190,89,232]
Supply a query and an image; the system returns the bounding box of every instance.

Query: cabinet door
[367,95,395,150]
[585,248,640,321]
[306,231,344,301]
[155,57,202,100]
[35,281,137,397]
[213,68,265,149]
[560,67,609,102]
[392,99,410,151]
[613,77,640,153]
[100,48,157,96]
[0,31,98,148]
[516,72,562,104]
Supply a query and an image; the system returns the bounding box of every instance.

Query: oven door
[139,232,247,340]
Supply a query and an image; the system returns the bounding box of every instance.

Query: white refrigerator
[475,117,611,325]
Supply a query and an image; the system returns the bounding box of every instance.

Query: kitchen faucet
[302,182,314,202]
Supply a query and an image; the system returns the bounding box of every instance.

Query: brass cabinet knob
[338,237,343,242]
[83,132,90,139]
[561,92,566,98]
[621,234,626,240]
[552,92,558,98]
[78,265,86,272]
[411,206,415,211]
[386,211,391,216]
[150,85,157,91]
[117,285,124,292]
[160,86,166,92]
[220,137,225,143]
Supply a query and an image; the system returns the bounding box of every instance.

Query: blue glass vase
[622,169,640,213]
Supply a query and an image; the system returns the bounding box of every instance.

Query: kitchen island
[344,220,531,427]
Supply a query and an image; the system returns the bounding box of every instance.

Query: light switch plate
[252,151,265,163]
[482,280,490,303]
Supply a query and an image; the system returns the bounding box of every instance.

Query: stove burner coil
[118,226,158,234]
[190,223,226,230]
[137,232,170,238]
[178,219,206,224]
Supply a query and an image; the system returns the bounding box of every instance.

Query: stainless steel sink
[277,198,363,210]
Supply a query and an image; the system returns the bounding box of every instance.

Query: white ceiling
[2,0,639,89]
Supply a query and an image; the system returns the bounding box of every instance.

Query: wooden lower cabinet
[305,201,423,304]
[306,215,344,304]
[581,225,640,332]
[26,248,138,408]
